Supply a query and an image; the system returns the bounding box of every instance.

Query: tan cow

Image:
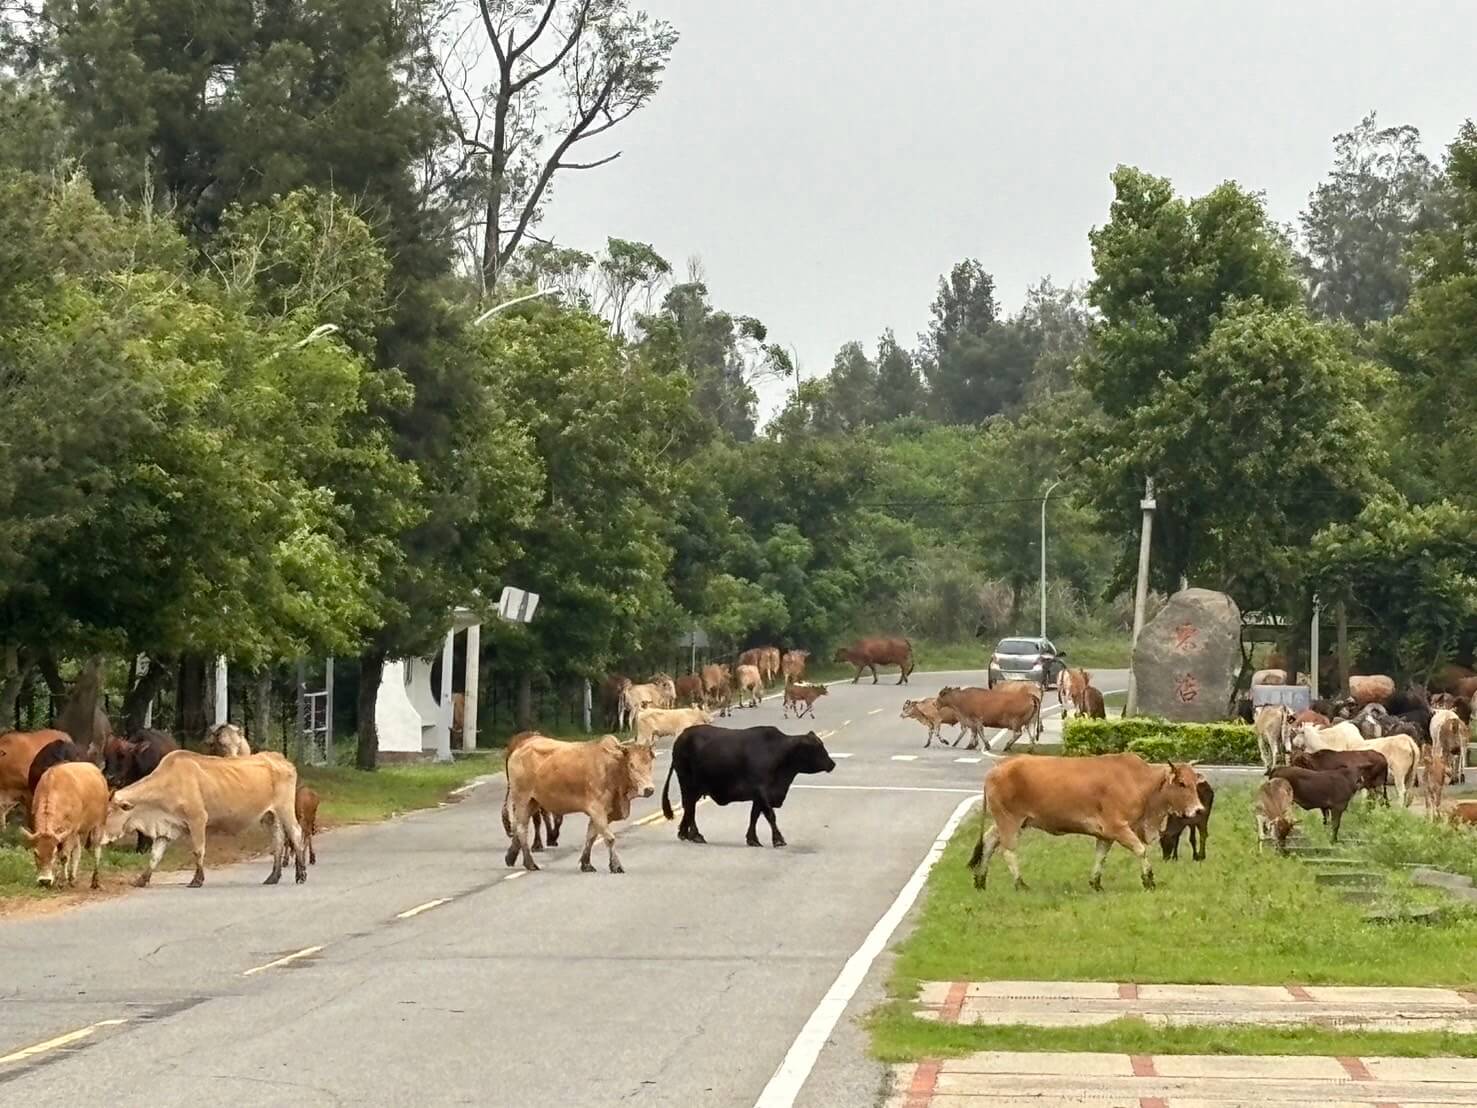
[101,750,306,887]
[899,697,962,747]
[968,753,1205,892]
[833,637,914,685]
[635,706,713,745]
[1431,709,1469,785]
[781,650,809,682]
[620,675,676,730]
[1423,745,1448,818]
[734,664,764,708]
[761,646,782,685]
[1349,674,1396,706]
[937,684,1042,751]
[1059,668,1091,716]
[503,735,657,874]
[0,729,69,827]
[24,761,110,888]
[699,663,729,706]
[205,722,251,757]
[1253,705,1290,769]
[1254,778,1298,853]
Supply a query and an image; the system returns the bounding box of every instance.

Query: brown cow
[968,754,1205,891]
[762,646,782,685]
[734,664,764,708]
[503,735,656,874]
[700,664,730,709]
[674,674,705,707]
[24,761,110,889]
[500,731,563,851]
[1349,674,1396,706]
[1081,686,1106,720]
[1268,763,1363,842]
[1059,668,1091,716]
[1423,745,1448,818]
[1254,778,1299,853]
[782,679,828,720]
[0,729,70,827]
[600,674,631,729]
[1448,800,1477,828]
[1429,664,1476,696]
[781,650,809,682]
[276,784,321,869]
[1290,748,1388,802]
[101,750,306,887]
[937,684,1042,750]
[833,637,914,685]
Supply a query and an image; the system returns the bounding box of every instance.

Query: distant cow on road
[833,637,914,685]
[662,725,836,846]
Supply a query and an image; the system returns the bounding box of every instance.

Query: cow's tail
[661,762,677,821]
[500,782,514,838]
[967,779,987,869]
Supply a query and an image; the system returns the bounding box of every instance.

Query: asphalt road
[0,668,1155,1107]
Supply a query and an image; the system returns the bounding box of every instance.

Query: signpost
[498,586,540,624]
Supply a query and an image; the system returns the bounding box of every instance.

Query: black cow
[1159,777,1215,861]
[661,725,836,847]
[102,730,178,851]
[25,738,88,794]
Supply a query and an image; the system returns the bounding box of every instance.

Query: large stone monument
[1132,588,1242,723]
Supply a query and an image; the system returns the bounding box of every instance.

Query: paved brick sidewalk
[884,1051,1477,1106]
[914,980,1477,1032]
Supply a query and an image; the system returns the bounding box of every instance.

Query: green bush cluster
[1062,717,1261,765]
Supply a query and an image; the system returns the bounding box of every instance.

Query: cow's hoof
[1089,876,1103,892]
[91,875,101,890]
[745,834,762,847]
[523,860,541,873]
[609,861,624,874]
[687,832,706,844]
[772,836,787,848]
[1013,877,1028,891]
[580,861,596,873]
[188,874,205,889]
[531,842,544,853]
[972,874,987,891]
[262,871,281,886]
[295,868,307,885]
[134,873,152,888]
[504,847,519,867]
[1142,873,1156,890]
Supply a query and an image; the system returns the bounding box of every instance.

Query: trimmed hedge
[1062,717,1261,766]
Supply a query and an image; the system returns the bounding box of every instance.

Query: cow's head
[20,829,60,887]
[621,742,657,799]
[101,738,136,791]
[1161,762,1204,819]
[899,700,918,720]
[100,795,138,844]
[796,732,837,775]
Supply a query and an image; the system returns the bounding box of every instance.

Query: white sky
[537,1,1477,419]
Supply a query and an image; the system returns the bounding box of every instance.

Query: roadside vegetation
[872,784,1477,1061]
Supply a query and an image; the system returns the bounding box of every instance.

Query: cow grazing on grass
[102,750,306,887]
[205,723,250,757]
[781,650,809,682]
[782,680,827,720]
[25,761,109,889]
[968,754,1205,892]
[734,664,764,709]
[662,724,835,846]
[101,729,179,853]
[635,707,713,746]
[0,729,70,827]
[900,698,963,747]
[1267,764,1363,842]
[1160,777,1214,862]
[500,731,564,852]
[1448,800,1477,828]
[1430,709,1468,785]
[937,684,1042,751]
[1290,722,1418,807]
[1254,778,1299,853]
[1289,749,1388,803]
[1253,705,1290,770]
[503,736,656,874]
[26,737,88,796]
[833,637,914,685]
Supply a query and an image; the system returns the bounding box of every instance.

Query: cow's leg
[851,664,862,685]
[64,838,81,888]
[186,819,208,887]
[745,802,763,847]
[530,803,545,852]
[970,825,1001,890]
[1193,821,1208,862]
[504,795,540,871]
[676,770,705,843]
[1000,726,1022,752]
[1104,823,1153,889]
[282,807,307,884]
[264,814,286,885]
[547,813,563,848]
[579,814,600,872]
[756,796,785,847]
[1330,805,1344,842]
[1089,838,1114,890]
[135,834,170,887]
[869,662,879,685]
[89,833,103,890]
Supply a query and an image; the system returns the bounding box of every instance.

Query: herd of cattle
[0,723,319,889]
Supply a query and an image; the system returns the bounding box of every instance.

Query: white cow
[1431,709,1469,785]
[620,676,677,731]
[1253,705,1290,769]
[634,707,713,746]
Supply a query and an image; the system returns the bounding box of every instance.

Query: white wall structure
[374,660,425,757]
[212,656,229,727]
[374,609,485,762]
[404,656,446,755]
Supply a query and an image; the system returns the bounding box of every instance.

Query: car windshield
[997,639,1042,655]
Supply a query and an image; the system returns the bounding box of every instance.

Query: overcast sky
[539,1,1477,420]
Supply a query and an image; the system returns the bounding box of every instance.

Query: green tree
[874,329,925,420]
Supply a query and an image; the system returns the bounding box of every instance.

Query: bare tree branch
[558,151,621,170]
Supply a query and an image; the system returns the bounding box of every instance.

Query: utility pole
[1039,479,1062,638]
[1124,477,1156,717]
[1336,600,1350,696]
[1309,595,1321,700]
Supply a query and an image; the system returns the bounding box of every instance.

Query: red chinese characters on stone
[1174,673,1200,703]
[1172,623,1200,653]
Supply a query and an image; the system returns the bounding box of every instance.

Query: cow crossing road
[1,671,1003,1107]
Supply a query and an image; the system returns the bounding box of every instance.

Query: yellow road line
[242,945,324,977]
[0,1019,127,1066]
[395,897,451,920]
[631,808,670,828]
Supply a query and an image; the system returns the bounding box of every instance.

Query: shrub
[1062,717,1260,765]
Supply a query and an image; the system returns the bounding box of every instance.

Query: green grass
[872,784,1477,1061]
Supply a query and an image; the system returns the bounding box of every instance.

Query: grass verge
[872,784,1477,1061]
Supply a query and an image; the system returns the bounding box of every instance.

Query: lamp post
[1039,479,1062,638]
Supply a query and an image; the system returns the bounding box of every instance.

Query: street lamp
[472,288,559,326]
[1040,479,1062,638]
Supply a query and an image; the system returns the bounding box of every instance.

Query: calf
[1254,778,1299,853]
[1430,709,1468,785]
[1159,777,1214,862]
[968,754,1205,892]
[782,679,827,720]
[780,650,809,682]
[674,674,704,708]
[277,784,321,869]
[26,737,88,795]
[1267,764,1362,842]
[24,762,110,889]
[900,698,962,747]
[1448,800,1477,828]
[1289,749,1388,803]
[504,735,656,874]
[101,750,306,887]
[1253,705,1289,769]
[662,725,835,846]
[1081,686,1107,720]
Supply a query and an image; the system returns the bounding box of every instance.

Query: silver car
[987,637,1065,689]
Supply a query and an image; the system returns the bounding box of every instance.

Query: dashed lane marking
[954,756,983,764]
[831,752,853,758]
[396,898,451,920]
[843,720,853,728]
[242,945,324,977]
[868,707,883,715]
[503,871,527,881]
[0,1019,128,1066]
[818,730,836,740]
[891,754,918,762]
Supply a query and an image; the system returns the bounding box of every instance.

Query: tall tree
[420,0,678,290]
[874,329,925,421]
[1299,112,1444,326]
[922,259,1039,423]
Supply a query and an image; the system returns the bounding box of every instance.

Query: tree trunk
[1282,596,1307,698]
[251,668,273,753]
[38,651,66,699]
[516,672,533,731]
[356,648,385,771]
[0,645,31,726]
[56,654,109,749]
[123,654,173,735]
[177,654,208,743]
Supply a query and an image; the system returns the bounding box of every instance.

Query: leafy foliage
[1062,718,1260,765]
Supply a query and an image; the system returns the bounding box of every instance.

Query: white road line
[792,784,976,794]
[0,1019,128,1066]
[242,945,324,977]
[753,793,980,1108]
[867,707,883,715]
[830,752,853,759]
[843,720,853,728]
[503,871,527,881]
[890,754,918,762]
[817,730,836,740]
[396,897,451,920]
[954,756,983,764]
